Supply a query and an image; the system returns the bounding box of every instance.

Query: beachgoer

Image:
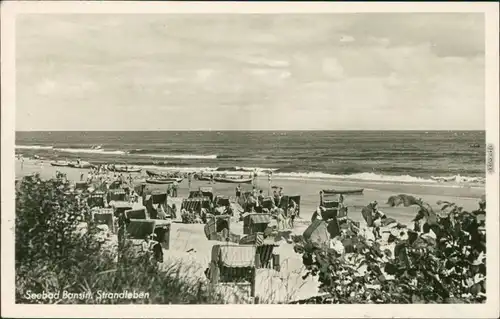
[80,173,84,181]
[312,206,325,222]
[372,208,386,239]
[473,198,486,216]
[171,204,177,219]
[235,184,241,199]
[288,199,297,227]
[172,180,178,197]
[361,201,378,226]
[277,188,284,208]
[225,205,234,216]
[142,235,151,253]
[362,201,385,239]
[181,208,189,223]
[273,189,280,207]
[188,173,192,189]
[210,173,214,184]
[252,186,257,198]
[277,208,286,230]
[258,189,264,206]
[200,207,208,223]
[157,203,167,219]
[253,170,258,186]
[247,193,257,213]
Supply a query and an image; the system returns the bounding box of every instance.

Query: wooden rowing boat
[50,161,70,167]
[322,189,364,195]
[214,177,253,184]
[146,178,183,184]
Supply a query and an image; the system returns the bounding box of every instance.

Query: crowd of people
[236,184,298,229]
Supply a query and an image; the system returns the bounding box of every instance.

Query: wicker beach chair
[208,244,258,298]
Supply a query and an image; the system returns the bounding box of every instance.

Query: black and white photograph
[1,1,499,318]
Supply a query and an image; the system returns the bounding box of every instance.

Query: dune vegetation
[15,173,224,304]
[291,194,487,304]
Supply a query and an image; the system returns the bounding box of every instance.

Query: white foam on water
[16,145,54,150]
[141,153,217,160]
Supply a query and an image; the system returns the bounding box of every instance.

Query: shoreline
[14,147,486,187]
[16,159,485,224]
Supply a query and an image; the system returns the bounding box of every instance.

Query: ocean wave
[133,165,484,185]
[16,145,216,160]
[270,171,485,185]
[16,145,54,150]
[55,148,127,155]
[271,171,437,184]
[214,166,278,173]
[431,175,486,183]
[143,154,217,160]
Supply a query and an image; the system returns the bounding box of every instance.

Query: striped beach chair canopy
[110,200,132,209]
[199,186,214,193]
[189,187,214,202]
[109,188,126,195]
[248,213,271,225]
[219,245,256,268]
[239,233,265,246]
[181,197,211,211]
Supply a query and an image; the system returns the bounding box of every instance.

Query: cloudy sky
[16,13,484,131]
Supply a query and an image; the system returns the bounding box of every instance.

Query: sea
[15,130,486,186]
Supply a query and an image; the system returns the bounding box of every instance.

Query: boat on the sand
[50,161,70,167]
[214,177,253,184]
[146,178,182,184]
[117,167,141,173]
[430,176,456,182]
[195,175,212,181]
[321,188,364,195]
[68,161,93,169]
[146,169,167,177]
[108,165,141,173]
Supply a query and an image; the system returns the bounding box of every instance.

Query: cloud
[339,35,355,43]
[15,14,485,130]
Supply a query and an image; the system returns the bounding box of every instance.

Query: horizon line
[15,129,486,132]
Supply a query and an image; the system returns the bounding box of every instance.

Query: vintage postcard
[1,1,499,318]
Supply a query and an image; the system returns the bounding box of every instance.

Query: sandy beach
[14,158,485,302]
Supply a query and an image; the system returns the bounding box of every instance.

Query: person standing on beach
[288,199,298,227]
[252,169,258,186]
[361,201,377,227]
[258,190,264,206]
[188,173,192,190]
[172,180,178,197]
[277,187,284,207]
[80,173,84,181]
[235,184,241,199]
